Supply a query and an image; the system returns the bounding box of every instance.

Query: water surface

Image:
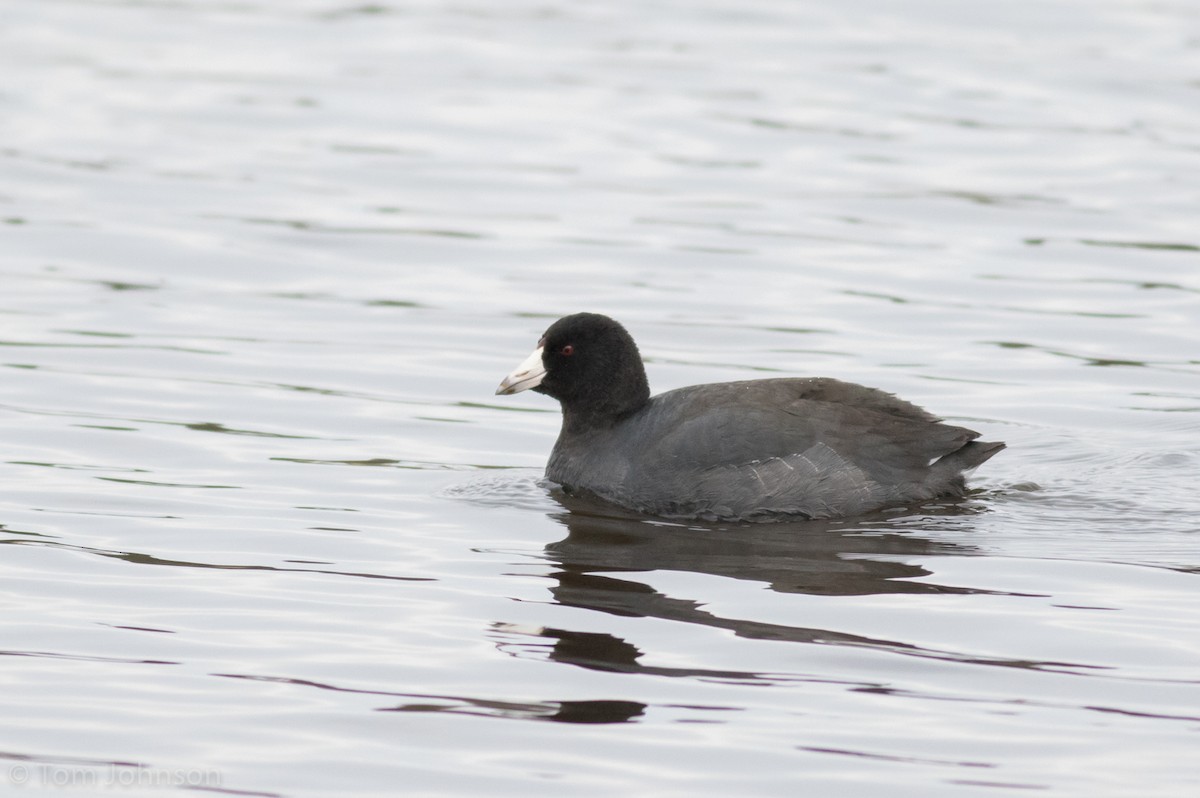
[2,1,1199,796]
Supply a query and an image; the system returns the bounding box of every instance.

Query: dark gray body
[546,377,1004,522]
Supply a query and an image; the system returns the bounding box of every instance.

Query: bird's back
[547,378,1003,521]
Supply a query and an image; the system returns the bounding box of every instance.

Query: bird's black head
[496,313,651,428]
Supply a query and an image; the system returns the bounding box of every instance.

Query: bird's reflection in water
[546,491,991,598]
[492,492,1060,687]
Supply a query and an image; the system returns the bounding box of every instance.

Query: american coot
[497,313,1004,522]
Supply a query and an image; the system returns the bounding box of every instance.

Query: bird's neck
[560,387,649,434]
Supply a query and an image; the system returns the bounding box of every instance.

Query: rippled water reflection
[2,0,1199,796]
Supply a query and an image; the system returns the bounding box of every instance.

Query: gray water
[3,1,1199,795]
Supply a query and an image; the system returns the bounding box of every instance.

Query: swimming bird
[496,313,1004,522]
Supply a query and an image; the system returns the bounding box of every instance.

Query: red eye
[560,344,575,356]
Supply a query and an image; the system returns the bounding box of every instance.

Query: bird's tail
[935,440,1006,477]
